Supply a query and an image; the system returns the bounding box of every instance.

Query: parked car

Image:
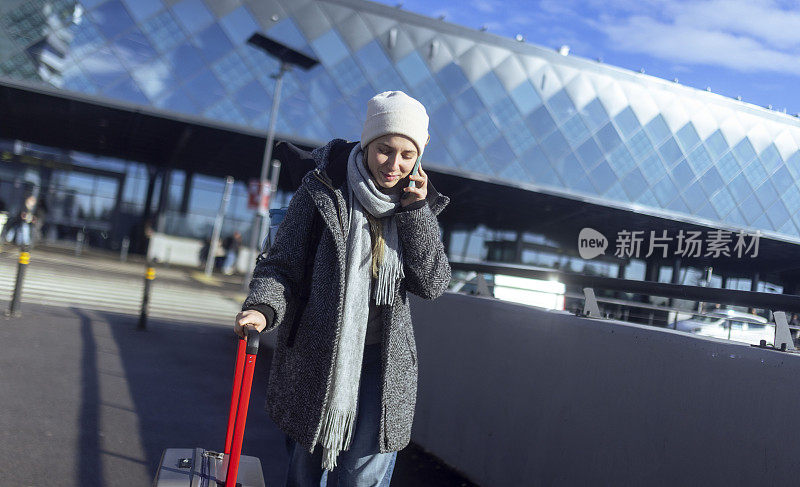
[675,309,772,345]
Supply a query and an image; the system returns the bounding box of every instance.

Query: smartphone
[407,154,422,189]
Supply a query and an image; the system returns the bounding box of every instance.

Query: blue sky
[375,0,800,117]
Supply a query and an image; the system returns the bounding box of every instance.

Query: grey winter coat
[243,139,451,454]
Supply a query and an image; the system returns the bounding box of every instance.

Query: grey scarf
[319,143,404,470]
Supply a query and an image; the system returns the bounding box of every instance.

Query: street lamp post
[242,33,319,292]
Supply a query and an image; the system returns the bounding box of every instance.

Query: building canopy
[5,76,800,282]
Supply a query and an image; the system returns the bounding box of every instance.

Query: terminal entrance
[0,149,125,248]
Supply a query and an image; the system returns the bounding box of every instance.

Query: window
[657,137,683,166]
[560,115,589,146]
[444,125,479,161]
[716,152,740,182]
[755,180,778,210]
[710,187,736,217]
[738,195,764,225]
[699,167,723,197]
[485,137,515,173]
[122,0,163,22]
[430,103,461,138]
[639,153,667,184]
[541,129,570,163]
[527,105,557,140]
[465,112,501,148]
[311,29,351,67]
[547,90,576,123]
[652,176,678,206]
[79,48,127,87]
[219,6,258,45]
[595,122,622,152]
[671,160,696,185]
[435,62,470,96]
[66,17,105,61]
[165,42,204,79]
[265,18,308,52]
[772,166,793,194]
[502,118,535,155]
[141,10,185,53]
[130,58,175,99]
[90,0,134,40]
[766,200,791,229]
[589,161,616,193]
[622,168,647,200]
[741,159,768,188]
[675,123,701,152]
[473,71,506,108]
[576,137,603,169]
[645,115,670,145]
[681,182,706,211]
[614,107,640,139]
[732,138,757,165]
[329,57,368,96]
[203,97,246,125]
[194,23,234,63]
[305,70,341,109]
[759,144,782,174]
[580,98,608,131]
[705,130,729,159]
[395,51,431,88]
[627,130,654,160]
[171,0,214,34]
[211,50,253,93]
[509,80,541,115]
[557,154,585,185]
[235,80,272,121]
[606,145,636,176]
[490,97,521,126]
[687,145,713,175]
[183,69,226,110]
[355,41,392,87]
[452,88,484,120]
[727,173,753,200]
[413,77,446,111]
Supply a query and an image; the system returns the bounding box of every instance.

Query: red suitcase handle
[224,324,260,487]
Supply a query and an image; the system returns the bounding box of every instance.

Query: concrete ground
[0,244,477,487]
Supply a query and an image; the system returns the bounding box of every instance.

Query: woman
[234,91,450,486]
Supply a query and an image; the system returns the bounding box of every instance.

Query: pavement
[0,243,477,487]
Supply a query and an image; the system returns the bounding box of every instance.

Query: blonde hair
[366,212,384,278]
[363,143,385,277]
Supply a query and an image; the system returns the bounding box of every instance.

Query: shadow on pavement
[73,308,103,486]
[93,309,288,485]
[0,302,476,486]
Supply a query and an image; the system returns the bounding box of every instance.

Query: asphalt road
[0,253,476,486]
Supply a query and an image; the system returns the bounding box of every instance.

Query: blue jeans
[223,250,237,273]
[6,223,30,246]
[285,343,398,487]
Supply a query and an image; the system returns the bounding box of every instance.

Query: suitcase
[153,325,266,487]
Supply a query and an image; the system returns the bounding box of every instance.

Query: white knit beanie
[361,91,429,155]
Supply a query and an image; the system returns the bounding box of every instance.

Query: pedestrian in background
[222,230,242,275]
[234,91,451,486]
[5,194,37,247]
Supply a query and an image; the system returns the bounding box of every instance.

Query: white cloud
[601,14,800,76]
[669,0,800,50]
[587,0,800,77]
[471,0,499,13]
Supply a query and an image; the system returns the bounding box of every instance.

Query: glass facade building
[3,0,800,286]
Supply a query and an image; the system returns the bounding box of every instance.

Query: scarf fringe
[319,407,357,470]
[374,246,404,305]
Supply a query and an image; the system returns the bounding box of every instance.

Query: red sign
[248,179,271,213]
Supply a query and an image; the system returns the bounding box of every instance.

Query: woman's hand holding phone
[401,165,428,207]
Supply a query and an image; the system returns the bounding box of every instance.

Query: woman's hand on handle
[234,309,267,338]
